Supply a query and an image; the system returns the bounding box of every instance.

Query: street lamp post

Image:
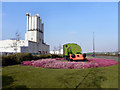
[93,32,95,57]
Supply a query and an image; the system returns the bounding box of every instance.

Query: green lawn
[2,64,118,88]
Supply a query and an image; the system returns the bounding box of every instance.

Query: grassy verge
[2,64,118,88]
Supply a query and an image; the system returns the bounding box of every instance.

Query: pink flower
[21,58,118,69]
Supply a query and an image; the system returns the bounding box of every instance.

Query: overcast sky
[2,2,118,52]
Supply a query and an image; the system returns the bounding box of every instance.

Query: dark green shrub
[2,53,64,66]
[42,54,52,58]
[33,54,63,60]
[33,54,52,60]
[51,54,63,58]
[15,53,33,63]
[33,55,40,60]
[2,53,33,66]
[2,55,17,66]
[58,54,63,58]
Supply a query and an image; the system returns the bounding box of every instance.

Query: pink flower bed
[21,58,118,69]
[88,58,118,67]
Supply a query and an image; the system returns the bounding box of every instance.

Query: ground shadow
[2,75,28,89]
[2,75,14,88]
[14,85,29,89]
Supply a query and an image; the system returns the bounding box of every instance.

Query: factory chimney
[26,13,31,31]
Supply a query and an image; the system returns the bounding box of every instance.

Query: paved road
[88,56,119,62]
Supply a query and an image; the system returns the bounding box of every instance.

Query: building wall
[0,40,49,54]
[41,44,50,53]
[25,13,49,54]
[26,14,44,43]
[25,41,50,54]
[21,46,29,53]
[28,41,37,53]
[50,49,63,54]
[0,40,28,53]
[26,31,37,42]
[0,13,50,54]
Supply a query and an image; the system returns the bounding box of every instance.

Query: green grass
[2,64,118,88]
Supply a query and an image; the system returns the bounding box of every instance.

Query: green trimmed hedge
[33,54,63,60]
[33,54,52,60]
[2,53,63,66]
[2,53,33,66]
[51,54,63,58]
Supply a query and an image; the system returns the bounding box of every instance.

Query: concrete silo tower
[25,13,44,44]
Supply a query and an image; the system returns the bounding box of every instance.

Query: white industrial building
[50,49,63,54]
[0,13,49,55]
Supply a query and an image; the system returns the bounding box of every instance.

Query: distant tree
[58,44,62,54]
[53,46,57,54]
[107,52,110,56]
[10,31,21,53]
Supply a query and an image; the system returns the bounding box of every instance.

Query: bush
[33,54,63,60]
[2,53,64,66]
[33,54,52,60]
[51,54,63,58]
[2,53,33,66]
[2,55,18,66]
[15,53,33,63]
